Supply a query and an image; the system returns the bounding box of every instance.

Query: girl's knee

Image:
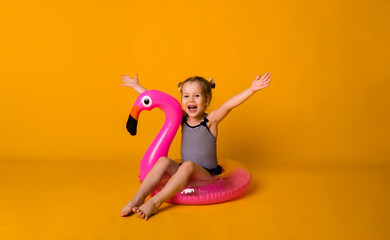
[179,161,211,179]
[179,161,196,173]
[156,157,178,175]
[157,157,170,165]
[154,157,170,169]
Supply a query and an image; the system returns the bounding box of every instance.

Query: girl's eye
[184,95,189,98]
[195,95,200,97]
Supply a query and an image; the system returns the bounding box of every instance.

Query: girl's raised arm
[208,72,272,125]
[121,74,147,94]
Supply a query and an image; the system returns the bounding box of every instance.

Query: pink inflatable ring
[126,90,251,205]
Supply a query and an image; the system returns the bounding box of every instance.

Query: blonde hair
[178,76,215,102]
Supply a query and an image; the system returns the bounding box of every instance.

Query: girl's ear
[205,97,210,106]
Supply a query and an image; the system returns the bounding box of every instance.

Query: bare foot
[120,195,144,217]
[132,199,160,220]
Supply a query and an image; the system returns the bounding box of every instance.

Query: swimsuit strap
[200,117,209,126]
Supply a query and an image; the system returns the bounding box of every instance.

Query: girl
[120,73,272,220]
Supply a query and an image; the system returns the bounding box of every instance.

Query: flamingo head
[126,90,182,136]
[126,91,157,136]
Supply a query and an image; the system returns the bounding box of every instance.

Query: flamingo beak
[126,105,140,136]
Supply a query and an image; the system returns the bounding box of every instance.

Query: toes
[134,208,141,216]
[135,209,147,220]
[121,207,130,216]
[138,211,147,220]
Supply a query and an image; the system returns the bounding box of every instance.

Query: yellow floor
[1,160,389,240]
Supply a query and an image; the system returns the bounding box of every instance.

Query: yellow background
[0,0,389,240]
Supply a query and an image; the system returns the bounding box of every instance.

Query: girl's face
[181,81,209,119]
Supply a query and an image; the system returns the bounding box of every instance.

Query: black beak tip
[126,115,138,136]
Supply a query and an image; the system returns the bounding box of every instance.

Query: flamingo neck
[138,101,182,181]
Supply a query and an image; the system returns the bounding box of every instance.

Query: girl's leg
[133,161,211,220]
[121,157,179,217]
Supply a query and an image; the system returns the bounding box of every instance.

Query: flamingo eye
[141,96,152,107]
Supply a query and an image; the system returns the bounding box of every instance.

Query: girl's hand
[121,74,139,88]
[250,72,272,93]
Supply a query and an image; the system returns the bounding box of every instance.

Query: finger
[261,72,270,80]
[135,74,138,79]
[264,78,272,84]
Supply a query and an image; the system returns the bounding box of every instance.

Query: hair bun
[209,78,215,89]
[178,82,183,90]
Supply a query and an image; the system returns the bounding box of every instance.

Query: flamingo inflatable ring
[126,90,251,205]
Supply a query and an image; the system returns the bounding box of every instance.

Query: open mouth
[187,105,198,113]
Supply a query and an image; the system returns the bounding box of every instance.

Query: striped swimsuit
[180,116,222,175]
